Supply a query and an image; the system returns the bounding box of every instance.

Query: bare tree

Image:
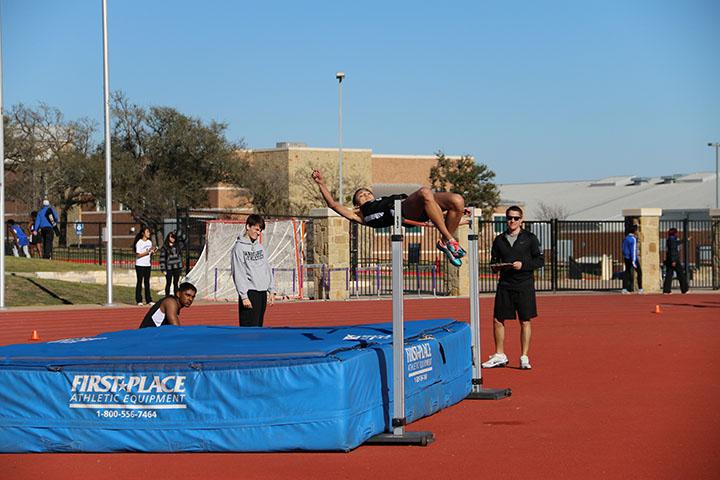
[534,201,570,220]
[291,164,367,214]
[5,103,97,244]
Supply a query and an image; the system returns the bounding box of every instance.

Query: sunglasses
[507,216,522,221]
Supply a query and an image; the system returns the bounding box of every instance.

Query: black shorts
[493,286,537,321]
[400,201,429,223]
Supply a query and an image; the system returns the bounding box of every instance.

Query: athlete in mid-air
[311,169,466,266]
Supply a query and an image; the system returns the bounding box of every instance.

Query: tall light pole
[102,0,114,305]
[336,71,345,204]
[0,2,6,309]
[709,142,720,209]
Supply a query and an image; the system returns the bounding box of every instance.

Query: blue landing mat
[0,319,471,452]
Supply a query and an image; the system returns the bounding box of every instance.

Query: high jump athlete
[311,169,466,266]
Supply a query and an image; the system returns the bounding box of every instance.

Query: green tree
[429,151,499,218]
[107,92,247,234]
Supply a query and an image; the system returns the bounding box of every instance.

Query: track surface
[0,293,718,480]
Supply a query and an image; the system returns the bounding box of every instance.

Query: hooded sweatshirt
[231,234,275,300]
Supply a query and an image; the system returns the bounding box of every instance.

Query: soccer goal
[184,219,308,301]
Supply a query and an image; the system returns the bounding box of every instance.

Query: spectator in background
[34,200,60,259]
[622,224,643,294]
[160,231,184,297]
[7,219,31,258]
[134,226,157,306]
[663,227,689,294]
[28,212,43,258]
[231,214,275,327]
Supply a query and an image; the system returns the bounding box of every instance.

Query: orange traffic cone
[29,330,40,341]
[653,305,662,314]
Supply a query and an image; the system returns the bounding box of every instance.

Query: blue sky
[2,0,719,184]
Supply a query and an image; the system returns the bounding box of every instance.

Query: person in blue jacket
[621,224,642,294]
[33,199,60,259]
[7,219,31,258]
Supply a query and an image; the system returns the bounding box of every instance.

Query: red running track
[0,292,719,480]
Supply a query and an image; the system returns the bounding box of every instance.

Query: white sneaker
[137,302,144,306]
[520,355,532,370]
[638,289,644,294]
[481,353,508,368]
[621,289,629,294]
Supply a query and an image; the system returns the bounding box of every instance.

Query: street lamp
[0,3,6,309]
[102,0,114,305]
[709,142,720,208]
[336,71,345,204]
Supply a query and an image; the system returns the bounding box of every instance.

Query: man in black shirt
[662,228,689,294]
[482,206,544,370]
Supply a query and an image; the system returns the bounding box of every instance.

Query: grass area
[5,256,164,276]
[3,256,170,307]
[5,273,138,306]
[4,256,104,273]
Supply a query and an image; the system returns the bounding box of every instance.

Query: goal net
[184,219,307,301]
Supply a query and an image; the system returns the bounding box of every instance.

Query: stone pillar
[309,208,349,300]
[622,208,662,293]
[447,211,481,297]
[710,209,720,290]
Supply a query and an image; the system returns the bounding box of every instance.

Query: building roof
[499,172,718,220]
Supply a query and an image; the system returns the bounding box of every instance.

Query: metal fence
[659,219,715,289]
[350,222,451,296]
[349,218,717,296]
[13,215,717,293]
[14,220,205,271]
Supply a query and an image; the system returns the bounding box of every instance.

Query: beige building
[209,142,467,213]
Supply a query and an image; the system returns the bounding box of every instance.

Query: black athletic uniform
[359,194,408,228]
[662,234,689,294]
[490,229,544,321]
[139,296,179,328]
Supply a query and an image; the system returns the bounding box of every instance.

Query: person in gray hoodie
[231,214,275,326]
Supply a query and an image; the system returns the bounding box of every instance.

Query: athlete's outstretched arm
[311,170,362,223]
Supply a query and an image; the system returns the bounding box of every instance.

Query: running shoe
[437,240,462,267]
[481,353,508,368]
[446,239,467,258]
[520,355,532,370]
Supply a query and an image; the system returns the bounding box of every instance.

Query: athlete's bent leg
[402,187,455,242]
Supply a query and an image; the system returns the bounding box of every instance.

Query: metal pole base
[466,386,512,400]
[365,431,434,446]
